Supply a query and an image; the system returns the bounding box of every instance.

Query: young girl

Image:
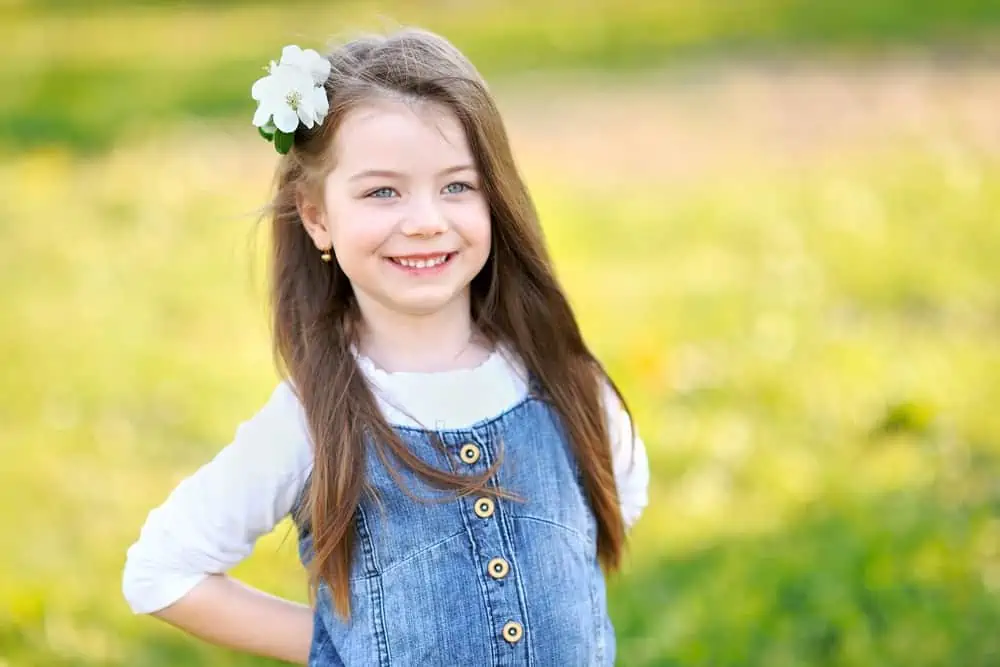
[123,27,649,666]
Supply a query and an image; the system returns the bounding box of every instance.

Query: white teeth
[394,254,448,268]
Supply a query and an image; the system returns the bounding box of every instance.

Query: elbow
[122,544,208,616]
[121,548,161,615]
[121,561,152,615]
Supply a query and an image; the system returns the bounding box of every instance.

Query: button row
[459,443,522,645]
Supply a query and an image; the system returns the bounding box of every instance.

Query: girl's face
[307,98,491,320]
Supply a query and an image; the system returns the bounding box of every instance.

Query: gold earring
[320,246,332,263]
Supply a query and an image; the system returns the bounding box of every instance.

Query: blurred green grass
[2,104,999,663]
[4,0,1000,151]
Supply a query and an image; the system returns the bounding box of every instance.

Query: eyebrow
[348,164,477,182]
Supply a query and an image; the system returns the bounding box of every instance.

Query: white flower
[251,45,331,135]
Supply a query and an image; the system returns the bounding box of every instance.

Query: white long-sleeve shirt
[122,349,650,614]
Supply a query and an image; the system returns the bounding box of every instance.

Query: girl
[123,27,649,666]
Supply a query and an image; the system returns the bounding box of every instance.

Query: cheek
[460,201,492,253]
[329,204,394,261]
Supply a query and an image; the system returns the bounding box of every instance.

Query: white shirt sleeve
[122,381,313,614]
[602,381,651,530]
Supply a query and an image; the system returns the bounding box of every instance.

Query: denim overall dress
[291,392,616,666]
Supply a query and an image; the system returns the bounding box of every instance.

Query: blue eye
[443,182,472,195]
[368,187,397,199]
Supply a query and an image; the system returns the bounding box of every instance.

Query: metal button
[502,620,523,644]
[459,443,481,464]
[487,557,509,580]
[473,497,495,518]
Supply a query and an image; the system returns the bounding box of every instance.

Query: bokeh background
[3,1,1000,665]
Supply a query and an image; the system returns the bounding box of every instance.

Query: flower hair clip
[251,45,331,154]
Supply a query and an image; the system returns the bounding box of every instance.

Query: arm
[123,382,315,663]
[154,574,312,664]
[602,382,651,529]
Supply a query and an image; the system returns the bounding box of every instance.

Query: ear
[295,185,332,251]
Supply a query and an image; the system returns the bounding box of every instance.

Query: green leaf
[273,129,294,154]
[257,118,277,142]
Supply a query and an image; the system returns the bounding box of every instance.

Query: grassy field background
[2,1,1000,665]
[4,0,1000,151]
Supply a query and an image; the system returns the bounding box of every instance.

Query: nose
[399,196,449,238]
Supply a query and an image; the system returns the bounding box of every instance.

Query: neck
[354,291,492,373]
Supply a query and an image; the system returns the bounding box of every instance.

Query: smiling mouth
[387,252,456,269]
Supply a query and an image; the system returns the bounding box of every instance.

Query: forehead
[331,98,474,172]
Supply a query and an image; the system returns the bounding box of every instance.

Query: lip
[387,251,456,260]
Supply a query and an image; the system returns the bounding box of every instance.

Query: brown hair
[264,27,634,619]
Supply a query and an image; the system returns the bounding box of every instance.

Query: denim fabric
[292,394,615,666]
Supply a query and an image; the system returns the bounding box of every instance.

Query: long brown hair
[263,27,634,619]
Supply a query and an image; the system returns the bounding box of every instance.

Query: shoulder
[249,379,306,430]
[222,379,313,481]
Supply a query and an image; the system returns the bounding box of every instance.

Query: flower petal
[279,45,304,66]
[252,103,274,128]
[273,105,299,133]
[279,44,330,85]
[278,63,315,93]
[303,50,331,85]
[250,74,274,101]
[297,104,315,129]
[311,86,329,120]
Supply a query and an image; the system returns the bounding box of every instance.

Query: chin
[390,298,458,317]
[386,288,467,317]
